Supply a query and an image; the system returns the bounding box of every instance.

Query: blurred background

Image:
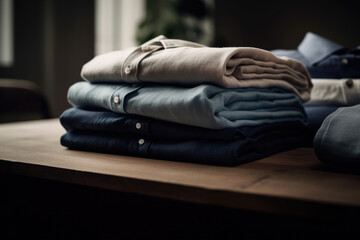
[0,0,359,123]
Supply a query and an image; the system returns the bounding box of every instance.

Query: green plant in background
[136,0,213,45]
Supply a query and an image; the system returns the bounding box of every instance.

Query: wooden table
[1,119,360,238]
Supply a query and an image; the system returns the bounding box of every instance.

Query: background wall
[0,0,94,118]
[0,0,359,120]
[213,0,360,49]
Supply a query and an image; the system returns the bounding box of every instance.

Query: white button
[125,66,132,75]
[114,96,120,104]
[341,58,349,65]
[136,122,142,129]
[138,139,145,145]
[141,46,151,52]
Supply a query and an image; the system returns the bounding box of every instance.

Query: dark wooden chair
[0,79,50,123]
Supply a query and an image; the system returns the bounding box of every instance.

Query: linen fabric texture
[67,82,307,130]
[81,35,312,102]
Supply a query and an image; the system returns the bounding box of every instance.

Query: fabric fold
[60,107,306,142]
[61,129,306,166]
[81,35,312,101]
[314,104,360,165]
[67,82,307,129]
[272,32,360,78]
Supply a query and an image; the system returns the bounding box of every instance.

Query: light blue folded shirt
[68,82,307,129]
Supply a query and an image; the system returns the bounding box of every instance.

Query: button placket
[111,88,126,113]
[112,85,143,114]
[141,45,152,52]
[122,44,163,83]
[138,138,145,145]
[112,94,124,113]
[124,66,132,75]
[133,120,149,135]
[136,137,150,157]
[114,96,120,104]
[341,58,349,66]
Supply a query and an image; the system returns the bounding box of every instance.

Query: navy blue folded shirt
[60,108,306,142]
[271,32,360,78]
[60,108,308,166]
[61,129,306,166]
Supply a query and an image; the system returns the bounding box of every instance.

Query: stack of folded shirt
[60,35,312,166]
[272,32,360,145]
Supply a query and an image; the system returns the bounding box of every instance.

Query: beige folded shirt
[81,35,312,102]
[305,79,360,106]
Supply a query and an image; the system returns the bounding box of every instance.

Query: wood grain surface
[1,119,360,217]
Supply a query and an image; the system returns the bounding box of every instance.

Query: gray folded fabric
[67,82,307,129]
[314,104,360,165]
[81,35,312,102]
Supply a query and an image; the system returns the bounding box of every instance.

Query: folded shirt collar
[297,32,345,65]
[141,35,206,49]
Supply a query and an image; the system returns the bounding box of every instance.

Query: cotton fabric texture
[67,82,307,130]
[60,107,306,142]
[61,129,306,166]
[305,79,360,106]
[81,35,312,102]
[271,32,360,78]
[314,104,360,165]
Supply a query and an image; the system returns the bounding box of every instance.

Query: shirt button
[138,139,145,145]
[141,46,151,52]
[135,122,142,129]
[124,66,132,75]
[341,58,349,66]
[346,79,353,88]
[114,96,120,104]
